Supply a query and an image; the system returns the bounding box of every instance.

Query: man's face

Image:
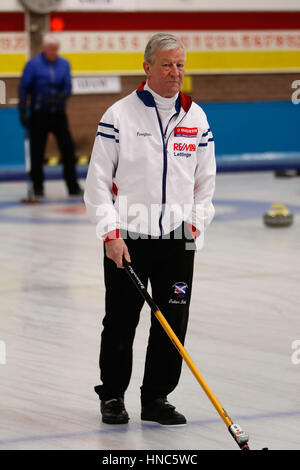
[43,43,59,62]
[143,47,185,98]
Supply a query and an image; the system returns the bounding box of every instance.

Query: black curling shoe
[100,398,129,424]
[141,398,186,426]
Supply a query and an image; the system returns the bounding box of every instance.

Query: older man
[19,34,82,198]
[84,33,216,426]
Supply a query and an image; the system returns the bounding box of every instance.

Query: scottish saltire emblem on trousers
[173,282,188,299]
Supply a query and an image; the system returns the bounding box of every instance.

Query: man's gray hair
[144,33,185,65]
[42,33,60,47]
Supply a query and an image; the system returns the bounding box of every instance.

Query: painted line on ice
[0,409,299,446]
[0,199,300,224]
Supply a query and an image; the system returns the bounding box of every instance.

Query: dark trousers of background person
[29,111,79,194]
[94,223,196,407]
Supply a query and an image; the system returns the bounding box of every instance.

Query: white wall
[1,0,300,12]
[0,0,23,11]
[127,0,300,11]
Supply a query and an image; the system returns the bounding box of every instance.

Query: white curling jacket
[84,81,216,241]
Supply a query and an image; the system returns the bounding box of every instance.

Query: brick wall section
[3,73,298,157]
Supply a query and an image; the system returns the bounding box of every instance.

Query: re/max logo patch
[174,127,198,137]
[174,143,196,152]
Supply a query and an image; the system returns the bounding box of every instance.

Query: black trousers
[94,224,195,406]
[29,111,79,192]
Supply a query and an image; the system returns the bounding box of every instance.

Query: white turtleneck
[144,81,179,136]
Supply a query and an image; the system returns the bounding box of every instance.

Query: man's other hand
[105,238,131,268]
[19,108,29,127]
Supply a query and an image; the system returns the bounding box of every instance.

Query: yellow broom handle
[154,309,233,428]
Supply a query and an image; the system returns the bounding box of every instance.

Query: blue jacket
[19,53,72,112]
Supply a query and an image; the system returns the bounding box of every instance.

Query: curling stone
[263,203,293,227]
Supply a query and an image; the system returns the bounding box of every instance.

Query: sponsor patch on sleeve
[174,127,198,138]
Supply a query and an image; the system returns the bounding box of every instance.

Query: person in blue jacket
[19,33,82,197]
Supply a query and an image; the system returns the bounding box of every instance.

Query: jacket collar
[41,52,58,65]
[136,81,192,113]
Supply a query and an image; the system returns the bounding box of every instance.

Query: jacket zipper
[49,62,56,111]
[154,106,188,236]
[153,106,167,236]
